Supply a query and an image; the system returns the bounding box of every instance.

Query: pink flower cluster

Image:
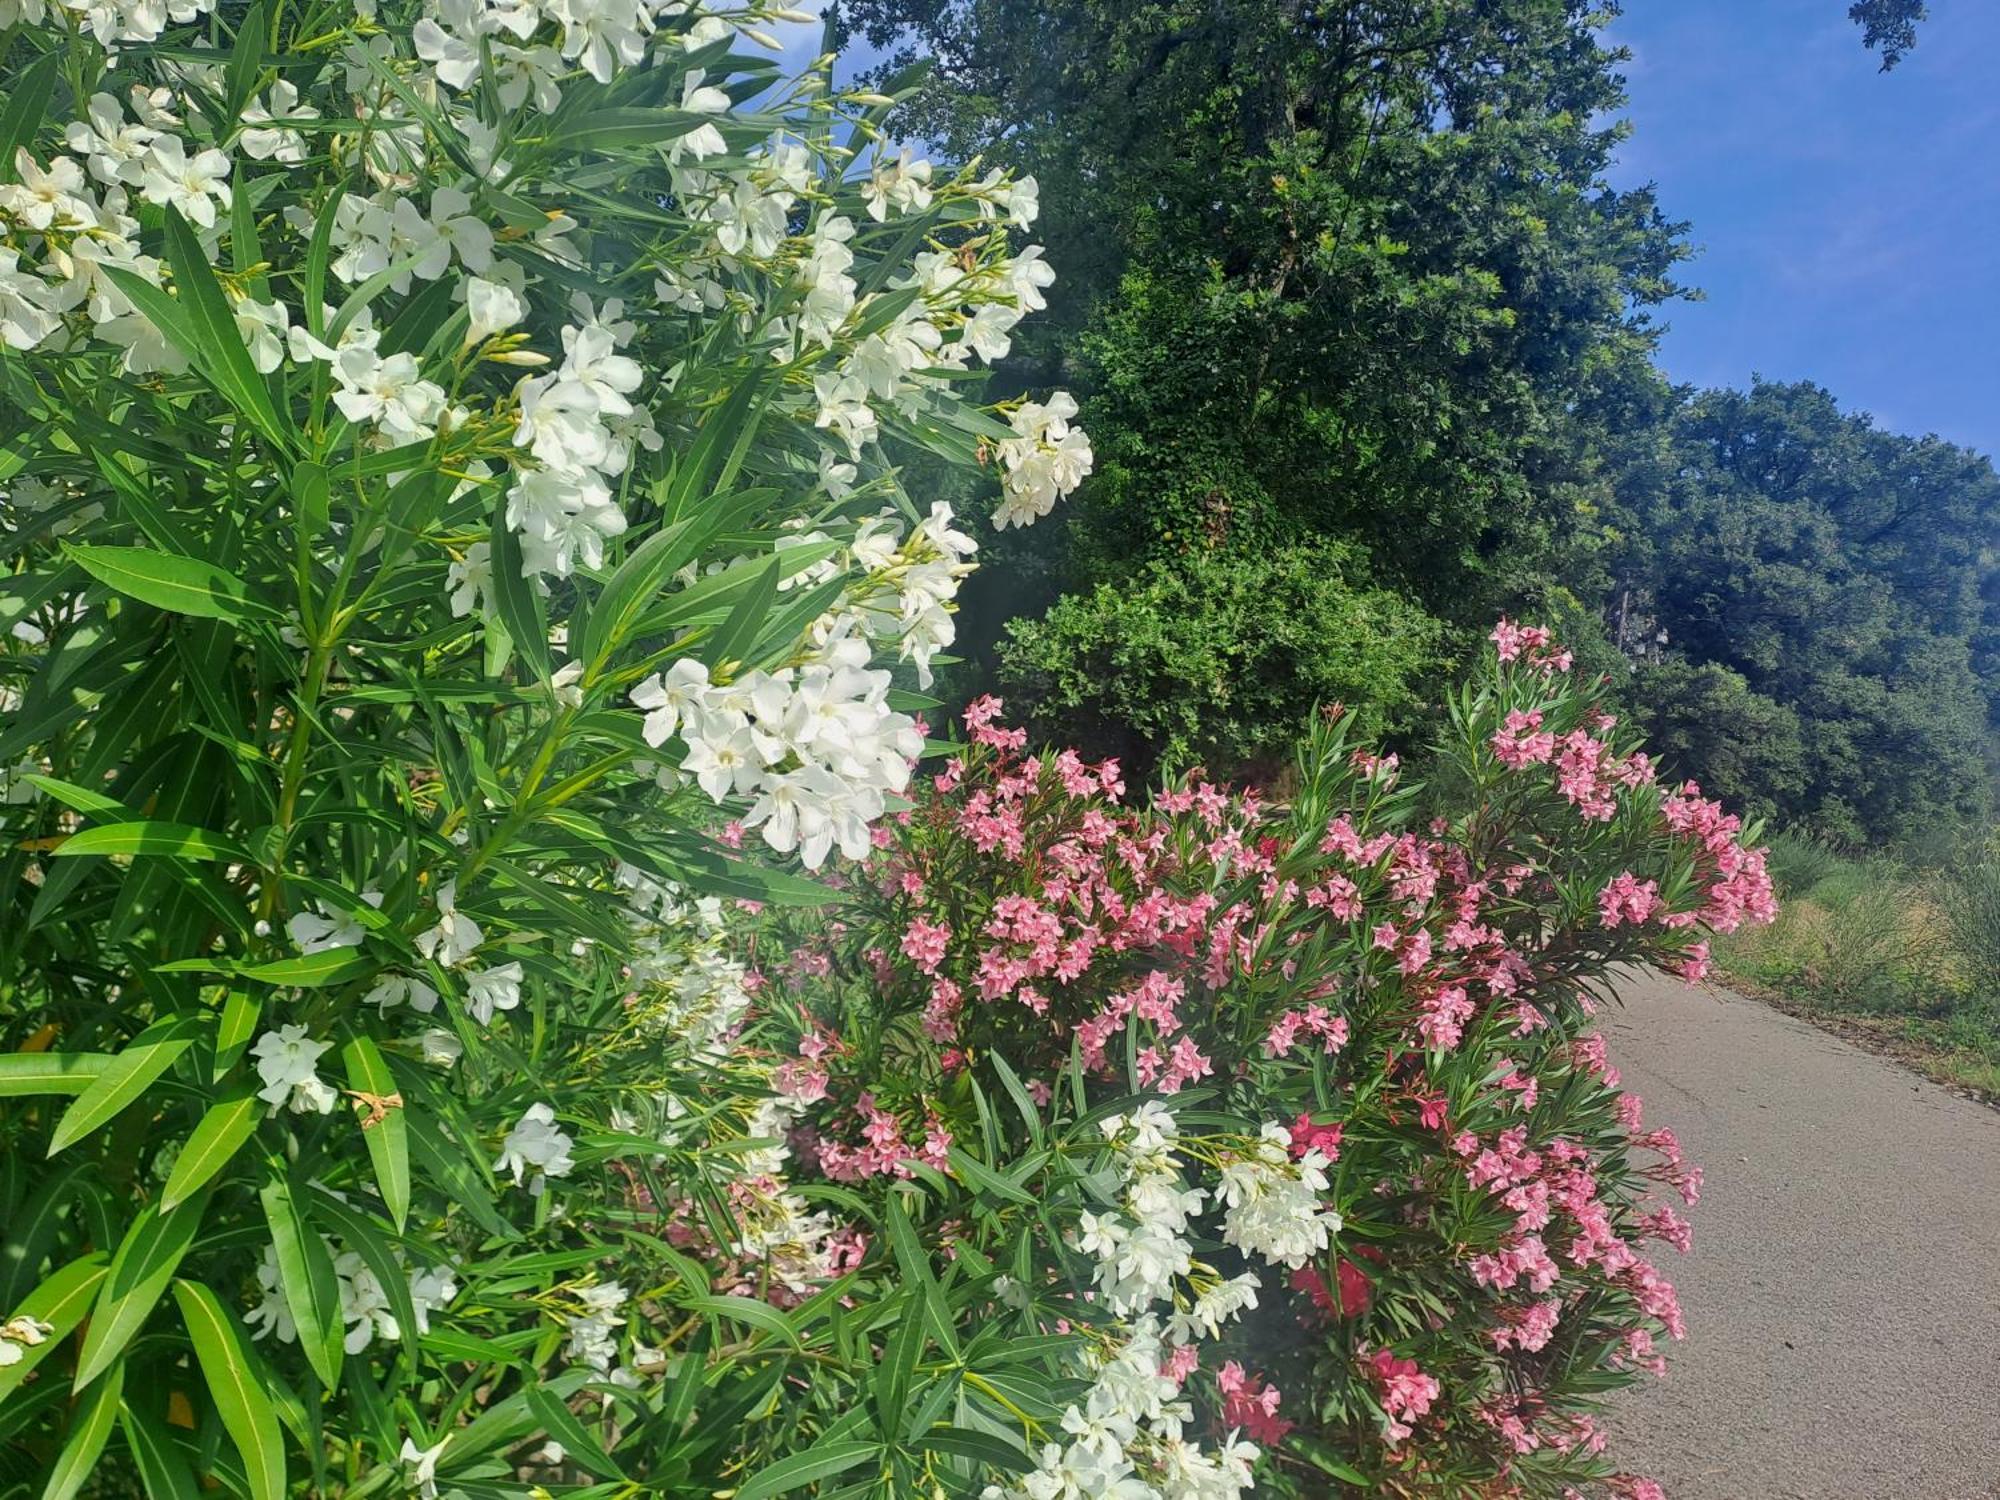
[811,1093,952,1182]
[1366,1346,1441,1444]
[756,622,1775,1497]
[1216,1362,1294,1444]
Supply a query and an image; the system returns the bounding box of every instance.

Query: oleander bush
[755,621,1777,1498]
[0,0,1780,1494]
[0,0,1099,1493]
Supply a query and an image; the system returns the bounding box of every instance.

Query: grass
[1713,834,2000,1102]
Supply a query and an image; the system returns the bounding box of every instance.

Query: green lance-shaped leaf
[49,1014,204,1156]
[158,204,294,454]
[40,1355,123,1500]
[73,1192,208,1389]
[259,1172,344,1392]
[66,543,278,623]
[160,1086,261,1211]
[341,1036,409,1229]
[0,1053,113,1098]
[173,1280,288,1500]
[119,1397,205,1500]
[303,1187,419,1367]
[707,554,781,672]
[231,949,374,988]
[526,1385,630,1481]
[51,820,256,864]
[731,1438,883,1500]
[0,51,59,179]
[0,1255,109,1403]
[489,504,554,680]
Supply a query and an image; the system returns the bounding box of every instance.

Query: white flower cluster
[504,302,659,580]
[10,0,217,50]
[628,636,923,869]
[608,875,839,1295]
[725,1097,840,1296]
[0,88,227,367]
[986,1320,1259,1500]
[1216,1123,1342,1270]
[1007,1104,1262,1500]
[250,1024,339,1116]
[617,862,754,1061]
[1080,1104,1203,1316]
[995,393,1096,531]
[827,502,979,687]
[249,1242,457,1354]
[562,1281,629,1371]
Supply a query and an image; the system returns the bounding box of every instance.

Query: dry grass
[1714,855,2000,1104]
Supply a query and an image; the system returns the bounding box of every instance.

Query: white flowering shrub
[0,1,1092,1492]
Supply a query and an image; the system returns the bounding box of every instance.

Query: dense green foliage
[835,0,1688,769]
[1850,0,1927,68]
[1607,381,2000,843]
[834,0,1999,840]
[997,540,1442,774]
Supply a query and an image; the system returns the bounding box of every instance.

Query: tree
[1851,0,1927,69]
[1606,382,2000,843]
[833,0,1691,765]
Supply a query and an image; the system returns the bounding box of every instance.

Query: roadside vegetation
[1712,831,2000,1098]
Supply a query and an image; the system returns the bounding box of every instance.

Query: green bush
[1940,845,2000,1005]
[1761,830,1847,899]
[996,540,1445,774]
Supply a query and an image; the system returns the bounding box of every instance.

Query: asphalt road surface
[1601,972,2000,1499]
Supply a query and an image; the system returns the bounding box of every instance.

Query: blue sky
[1602,0,2000,456]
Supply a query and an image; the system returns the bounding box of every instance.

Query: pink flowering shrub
[756,623,1774,1497]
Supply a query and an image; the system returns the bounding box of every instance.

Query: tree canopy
[832,0,1997,843]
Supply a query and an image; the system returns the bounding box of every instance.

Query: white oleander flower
[416,880,483,966]
[495,1103,574,1193]
[286,891,380,953]
[251,1025,339,1115]
[137,135,231,227]
[364,973,440,1014]
[463,961,524,1025]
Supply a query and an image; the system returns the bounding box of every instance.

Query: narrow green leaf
[0,1053,112,1098]
[173,1280,288,1500]
[340,1037,408,1229]
[232,949,373,988]
[303,1187,420,1368]
[916,1427,1035,1473]
[52,819,255,863]
[945,1146,1036,1205]
[214,989,262,1080]
[160,1088,260,1211]
[0,1256,109,1403]
[577,519,696,669]
[158,205,293,453]
[49,1015,202,1156]
[66,543,277,623]
[259,1174,344,1392]
[489,505,553,679]
[732,1439,881,1500]
[680,1293,804,1349]
[41,1356,123,1500]
[289,460,329,541]
[526,1386,629,1480]
[708,555,780,671]
[74,1194,208,1388]
[0,52,59,176]
[120,1397,204,1500]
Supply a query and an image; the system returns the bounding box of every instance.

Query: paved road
[1601,972,2000,1500]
